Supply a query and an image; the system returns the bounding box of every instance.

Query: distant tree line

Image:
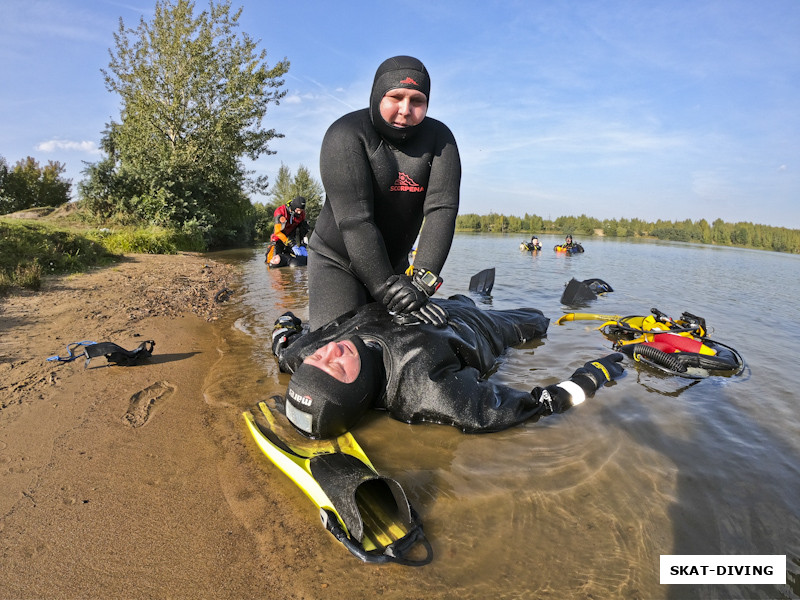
[456,212,800,254]
[0,155,71,214]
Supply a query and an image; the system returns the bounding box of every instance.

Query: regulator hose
[628,341,743,376]
[630,343,687,373]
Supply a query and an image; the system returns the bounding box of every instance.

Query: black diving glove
[569,353,625,396]
[414,302,448,327]
[393,303,449,328]
[379,274,428,314]
[271,311,303,355]
[532,353,624,415]
[531,384,572,416]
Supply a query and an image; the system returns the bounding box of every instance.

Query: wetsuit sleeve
[410,123,460,274]
[298,219,309,239]
[319,120,396,297]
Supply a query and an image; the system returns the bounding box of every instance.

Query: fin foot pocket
[243,398,433,565]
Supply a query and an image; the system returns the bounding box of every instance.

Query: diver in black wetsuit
[271,295,624,438]
[308,55,461,331]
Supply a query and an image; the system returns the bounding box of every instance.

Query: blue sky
[1,0,798,229]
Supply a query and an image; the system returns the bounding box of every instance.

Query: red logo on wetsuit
[390,172,424,193]
[399,77,418,86]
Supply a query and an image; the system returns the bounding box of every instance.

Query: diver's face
[379,88,428,128]
[303,340,362,383]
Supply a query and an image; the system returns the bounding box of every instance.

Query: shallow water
[210,234,800,599]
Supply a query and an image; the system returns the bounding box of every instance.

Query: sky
[1,0,799,229]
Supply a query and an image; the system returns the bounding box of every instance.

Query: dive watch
[411,269,443,297]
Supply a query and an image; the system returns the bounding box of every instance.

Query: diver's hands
[272,312,302,355]
[414,302,448,327]
[569,353,625,395]
[531,384,571,415]
[392,304,448,327]
[402,303,448,327]
[380,274,428,314]
[390,301,449,328]
[380,275,449,326]
[273,312,302,332]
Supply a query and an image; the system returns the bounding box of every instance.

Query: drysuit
[274,295,557,433]
[271,202,308,247]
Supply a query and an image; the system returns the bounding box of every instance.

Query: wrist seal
[557,380,586,406]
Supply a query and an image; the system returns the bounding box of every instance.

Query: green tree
[0,156,71,214]
[455,213,482,231]
[712,218,731,245]
[81,0,289,247]
[0,156,9,213]
[267,164,294,209]
[524,213,544,233]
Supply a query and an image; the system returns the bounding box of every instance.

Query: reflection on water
[209,235,800,599]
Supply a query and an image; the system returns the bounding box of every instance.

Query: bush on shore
[0,213,205,295]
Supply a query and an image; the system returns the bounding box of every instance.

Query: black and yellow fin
[243,397,432,565]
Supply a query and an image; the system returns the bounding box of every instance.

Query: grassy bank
[0,208,204,295]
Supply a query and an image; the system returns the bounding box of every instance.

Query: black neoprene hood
[285,336,382,439]
[369,55,431,145]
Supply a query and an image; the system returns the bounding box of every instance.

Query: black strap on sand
[47,341,98,363]
[48,340,155,367]
[83,340,155,367]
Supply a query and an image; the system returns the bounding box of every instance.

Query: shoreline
[0,253,278,597]
[0,252,396,599]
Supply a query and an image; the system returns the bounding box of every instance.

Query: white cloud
[36,139,101,154]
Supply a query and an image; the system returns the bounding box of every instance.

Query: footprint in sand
[123,381,175,428]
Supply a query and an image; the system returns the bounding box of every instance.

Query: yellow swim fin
[243,397,432,565]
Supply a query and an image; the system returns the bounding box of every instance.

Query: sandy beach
[0,253,327,599]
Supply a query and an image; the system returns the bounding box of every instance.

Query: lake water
[209,233,800,599]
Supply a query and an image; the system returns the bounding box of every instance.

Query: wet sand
[0,254,325,599]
